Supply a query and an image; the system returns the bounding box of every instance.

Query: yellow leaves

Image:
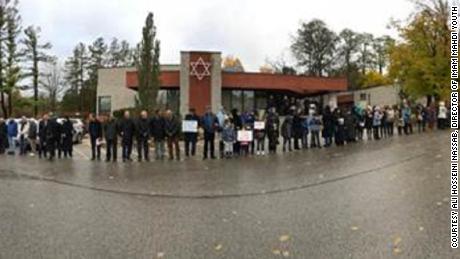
[392,236,403,255]
[350,226,359,231]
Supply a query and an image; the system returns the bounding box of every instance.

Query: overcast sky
[20,0,414,71]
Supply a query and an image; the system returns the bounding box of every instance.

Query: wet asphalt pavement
[0,131,456,259]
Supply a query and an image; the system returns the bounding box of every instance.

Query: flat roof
[126,70,347,95]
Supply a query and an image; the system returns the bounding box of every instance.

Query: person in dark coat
[292,110,303,150]
[38,114,49,159]
[184,108,199,157]
[119,111,135,162]
[344,109,356,143]
[61,117,74,158]
[88,113,102,161]
[164,110,181,161]
[150,110,166,160]
[230,109,242,156]
[322,106,334,147]
[281,114,293,152]
[365,108,374,140]
[266,108,280,154]
[7,118,18,155]
[47,115,61,161]
[334,109,346,146]
[201,106,219,160]
[0,118,7,154]
[136,110,150,162]
[104,115,118,162]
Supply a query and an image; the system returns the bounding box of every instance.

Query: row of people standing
[0,114,75,160]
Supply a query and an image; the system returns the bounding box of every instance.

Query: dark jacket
[88,120,102,139]
[281,116,293,139]
[0,121,7,147]
[201,113,218,134]
[47,118,61,141]
[38,120,49,141]
[119,118,135,141]
[7,120,17,137]
[28,120,38,139]
[62,120,74,140]
[150,116,165,141]
[165,116,180,138]
[104,119,118,141]
[136,118,150,139]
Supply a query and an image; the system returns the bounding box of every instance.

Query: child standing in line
[222,119,236,158]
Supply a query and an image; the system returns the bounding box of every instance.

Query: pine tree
[64,42,88,112]
[87,37,107,112]
[135,12,160,114]
[5,0,21,116]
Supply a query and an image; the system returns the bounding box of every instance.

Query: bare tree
[41,58,66,112]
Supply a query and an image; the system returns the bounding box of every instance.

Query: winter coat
[28,120,38,139]
[222,125,236,142]
[104,120,118,141]
[7,120,18,137]
[201,113,218,134]
[18,121,29,139]
[119,118,135,141]
[136,118,150,139]
[150,116,166,141]
[165,116,181,138]
[281,116,293,138]
[88,120,102,139]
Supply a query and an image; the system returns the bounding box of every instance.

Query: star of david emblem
[190,57,211,80]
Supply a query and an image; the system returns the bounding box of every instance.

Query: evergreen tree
[5,0,21,116]
[87,37,107,112]
[22,26,52,117]
[135,12,160,113]
[64,42,88,112]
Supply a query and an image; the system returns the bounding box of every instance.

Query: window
[232,90,243,112]
[98,96,111,114]
[242,91,255,112]
[360,93,367,101]
[157,90,180,113]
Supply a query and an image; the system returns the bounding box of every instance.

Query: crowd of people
[0,99,450,163]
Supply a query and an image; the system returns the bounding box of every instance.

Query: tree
[388,0,449,102]
[22,26,52,117]
[356,33,376,75]
[337,29,361,88]
[0,0,21,118]
[373,35,395,75]
[222,55,245,72]
[135,12,161,114]
[87,37,107,112]
[291,19,338,76]
[42,59,65,111]
[64,42,88,112]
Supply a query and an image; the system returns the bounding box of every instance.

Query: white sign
[254,121,265,130]
[182,120,198,133]
[237,130,253,142]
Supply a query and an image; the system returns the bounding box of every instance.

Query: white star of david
[190,57,211,80]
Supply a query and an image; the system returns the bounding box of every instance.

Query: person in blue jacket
[201,106,219,160]
[7,118,18,155]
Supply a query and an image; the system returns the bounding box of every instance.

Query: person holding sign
[254,114,266,155]
[183,108,199,157]
[201,106,219,160]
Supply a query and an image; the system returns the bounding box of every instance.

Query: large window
[222,90,268,112]
[98,96,111,114]
[157,90,180,113]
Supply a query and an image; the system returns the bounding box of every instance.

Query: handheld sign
[237,130,253,142]
[254,121,265,130]
[182,120,198,133]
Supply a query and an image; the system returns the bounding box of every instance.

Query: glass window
[255,91,267,111]
[232,90,243,112]
[242,91,255,112]
[98,96,111,114]
[222,90,232,111]
[157,90,179,113]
